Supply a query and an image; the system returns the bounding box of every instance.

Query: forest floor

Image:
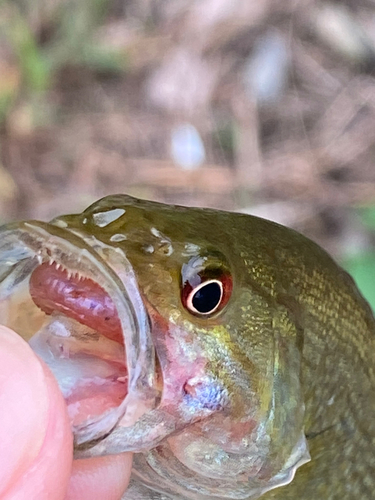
[1,0,375,273]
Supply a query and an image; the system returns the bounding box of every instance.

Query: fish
[0,194,374,500]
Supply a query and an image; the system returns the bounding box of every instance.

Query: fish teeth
[36,248,90,283]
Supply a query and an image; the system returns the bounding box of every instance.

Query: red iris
[181,271,233,316]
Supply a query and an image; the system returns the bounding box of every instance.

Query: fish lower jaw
[29,312,129,440]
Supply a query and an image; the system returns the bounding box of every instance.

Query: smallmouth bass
[0,194,374,499]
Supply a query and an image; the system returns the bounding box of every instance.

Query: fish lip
[0,220,159,450]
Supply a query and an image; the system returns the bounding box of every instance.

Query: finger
[0,326,73,500]
[66,453,133,500]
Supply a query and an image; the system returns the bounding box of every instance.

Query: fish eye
[187,279,223,315]
[181,264,233,317]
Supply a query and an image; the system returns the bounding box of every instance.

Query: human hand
[0,325,132,500]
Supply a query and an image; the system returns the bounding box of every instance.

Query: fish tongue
[29,262,124,344]
[29,314,128,427]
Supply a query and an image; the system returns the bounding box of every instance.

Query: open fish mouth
[0,220,159,450]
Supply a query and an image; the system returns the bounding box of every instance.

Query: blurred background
[1,0,375,306]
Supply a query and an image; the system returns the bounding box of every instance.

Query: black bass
[0,195,374,500]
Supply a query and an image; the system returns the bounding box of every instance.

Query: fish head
[0,195,309,499]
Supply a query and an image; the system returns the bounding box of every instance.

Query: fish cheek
[147,307,207,407]
[212,293,308,468]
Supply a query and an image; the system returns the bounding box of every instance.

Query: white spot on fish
[151,227,163,239]
[143,244,155,254]
[93,208,126,227]
[327,395,335,406]
[150,227,173,256]
[183,243,201,256]
[54,219,68,228]
[110,233,127,243]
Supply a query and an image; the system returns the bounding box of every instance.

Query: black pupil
[192,282,222,314]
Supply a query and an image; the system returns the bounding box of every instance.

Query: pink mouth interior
[29,262,128,427]
[30,262,124,344]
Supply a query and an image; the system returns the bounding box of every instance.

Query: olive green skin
[56,195,375,500]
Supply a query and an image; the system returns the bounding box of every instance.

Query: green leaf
[355,205,375,232]
[4,8,51,91]
[79,44,126,73]
[342,252,375,311]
